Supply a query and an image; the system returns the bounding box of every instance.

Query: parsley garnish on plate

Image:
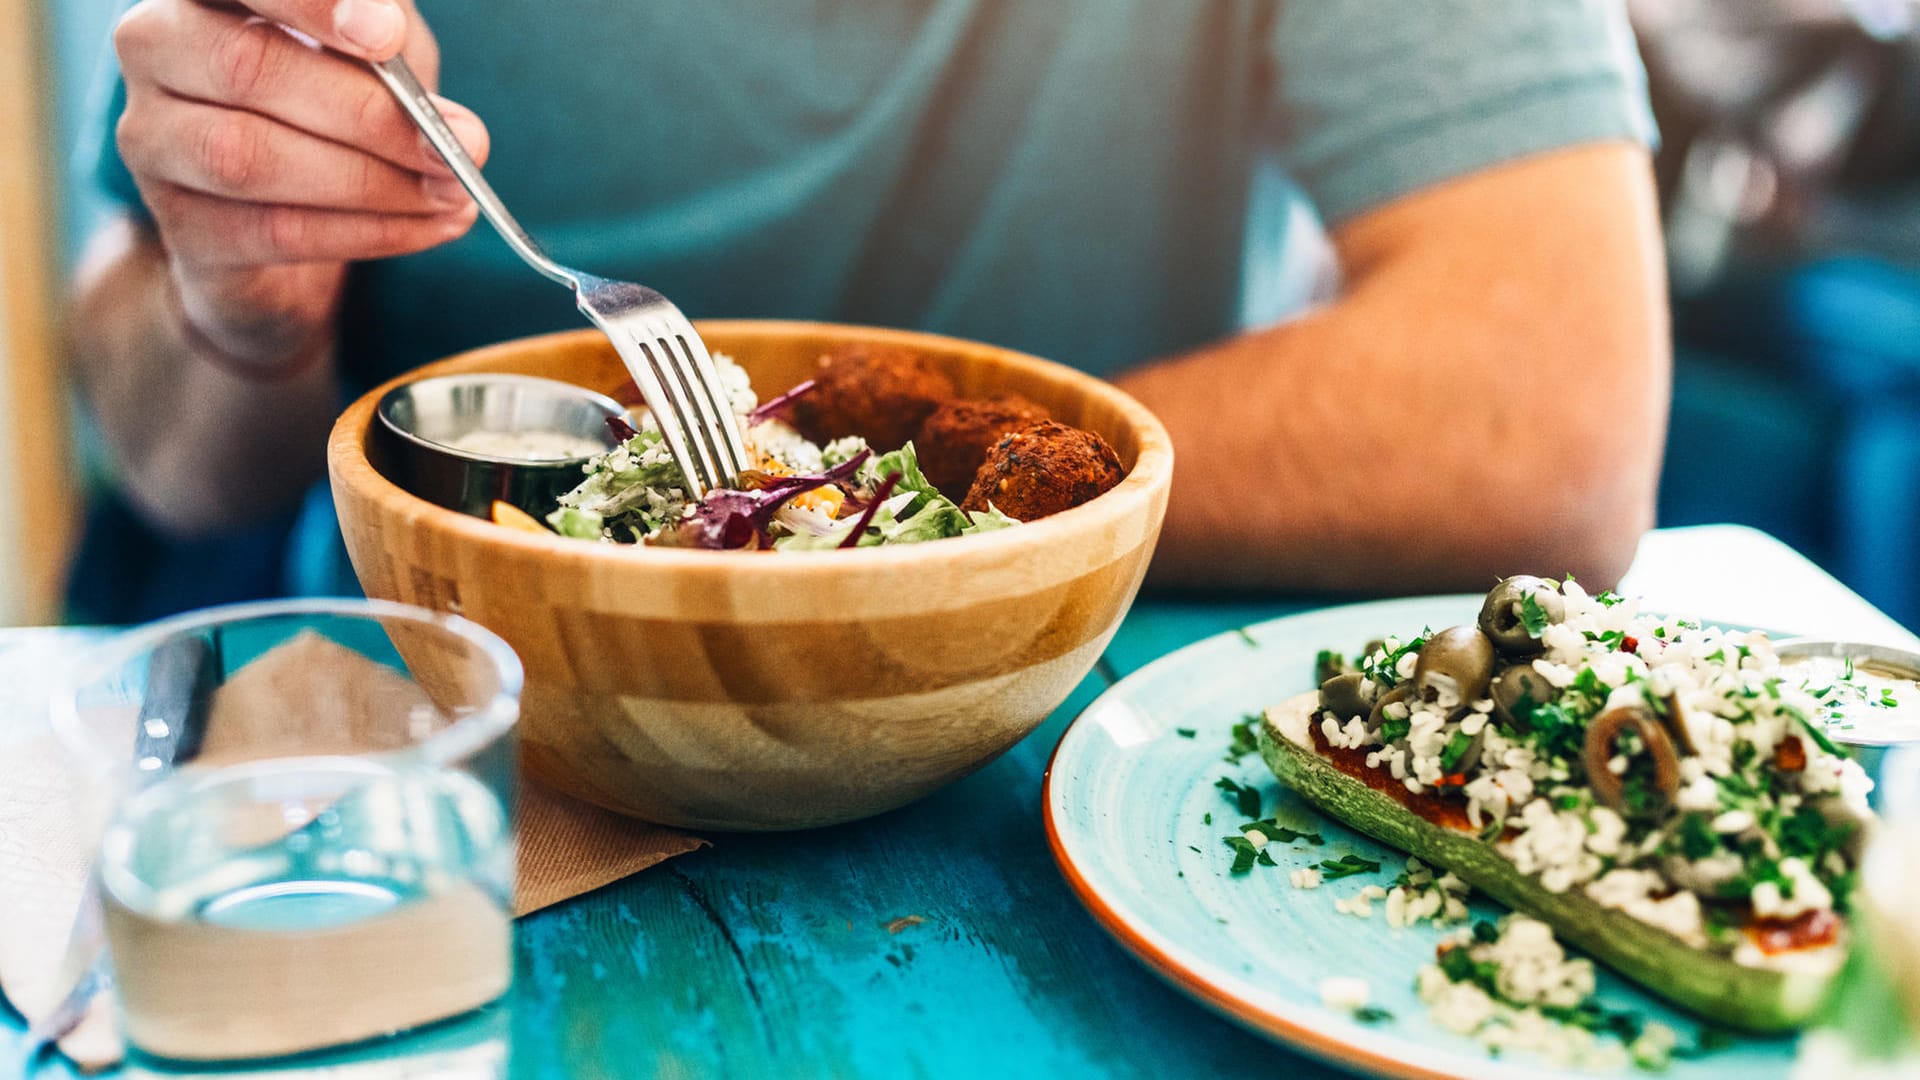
[1352,1006,1394,1025]
[1214,777,1261,818]
[1317,854,1382,880]
[1175,727,1197,738]
[1239,820,1325,846]
[1225,714,1261,762]
[1221,835,1277,873]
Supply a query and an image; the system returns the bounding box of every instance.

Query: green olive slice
[1491,662,1555,732]
[1444,708,1488,776]
[1583,705,1681,815]
[1657,692,1697,757]
[1478,575,1565,656]
[1367,683,1415,736]
[1318,671,1375,721]
[1413,626,1496,705]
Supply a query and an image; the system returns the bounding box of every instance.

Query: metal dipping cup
[374,374,625,518]
[52,598,521,1066]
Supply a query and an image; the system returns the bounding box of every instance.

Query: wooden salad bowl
[328,322,1173,830]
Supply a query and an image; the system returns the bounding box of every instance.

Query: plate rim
[1043,595,1492,1080]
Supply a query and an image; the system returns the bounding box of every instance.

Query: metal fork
[370,57,749,496]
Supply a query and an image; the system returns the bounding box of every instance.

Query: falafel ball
[961,420,1124,521]
[915,395,1050,498]
[790,344,955,451]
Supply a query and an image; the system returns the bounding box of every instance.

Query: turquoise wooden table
[5,526,1915,1078]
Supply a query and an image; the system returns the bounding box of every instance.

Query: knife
[23,633,217,1067]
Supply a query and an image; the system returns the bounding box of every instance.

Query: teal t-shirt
[85,0,1654,594]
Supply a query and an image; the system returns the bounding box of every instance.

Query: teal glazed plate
[1043,596,1801,1080]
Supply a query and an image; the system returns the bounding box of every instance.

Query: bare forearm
[69,216,340,535]
[1120,144,1670,594]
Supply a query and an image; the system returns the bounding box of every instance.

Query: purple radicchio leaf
[607,414,640,443]
[838,472,902,549]
[651,447,872,550]
[746,379,817,427]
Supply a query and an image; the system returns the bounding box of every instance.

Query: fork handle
[369,57,575,287]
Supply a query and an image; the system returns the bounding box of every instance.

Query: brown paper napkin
[0,634,703,1072]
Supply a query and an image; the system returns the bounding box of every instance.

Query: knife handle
[133,635,215,775]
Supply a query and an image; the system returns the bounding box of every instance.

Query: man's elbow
[1469,414,1662,592]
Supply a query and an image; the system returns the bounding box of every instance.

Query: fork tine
[636,332,727,493]
[639,316,724,484]
[655,337,736,491]
[672,324,752,479]
[601,330,713,497]
[657,318,749,483]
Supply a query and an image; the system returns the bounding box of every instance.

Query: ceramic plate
[1044,596,1800,1079]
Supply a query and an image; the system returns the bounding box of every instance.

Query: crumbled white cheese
[1751,857,1834,921]
[1483,917,1594,1009]
[1676,775,1720,813]
[1418,966,1497,1033]
[1585,806,1628,857]
[1333,884,1387,919]
[1585,869,1708,947]
[1318,976,1371,1011]
[1713,809,1756,835]
[1416,917,1623,1070]
[1505,799,1604,893]
[1289,867,1322,890]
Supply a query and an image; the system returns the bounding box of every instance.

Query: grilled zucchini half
[1260,691,1843,1032]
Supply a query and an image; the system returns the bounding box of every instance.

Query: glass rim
[49,597,523,776]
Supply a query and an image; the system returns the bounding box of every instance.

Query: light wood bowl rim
[329,320,1174,579]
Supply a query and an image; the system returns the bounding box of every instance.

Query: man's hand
[113,0,489,371]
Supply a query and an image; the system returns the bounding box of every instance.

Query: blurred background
[2,0,1918,630]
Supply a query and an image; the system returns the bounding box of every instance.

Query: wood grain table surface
[3,525,1912,1079]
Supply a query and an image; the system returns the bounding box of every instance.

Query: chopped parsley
[1351,1006,1395,1025]
[1234,626,1258,648]
[1317,854,1382,880]
[1314,649,1347,684]
[1786,706,1845,757]
[1676,813,1719,860]
[1225,714,1261,762]
[1221,835,1277,874]
[1361,632,1429,690]
[1671,1026,1736,1059]
[1438,730,1475,774]
[1239,819,1325,846]
[1538,1000,1645,1044]
[1438,943,1499,991]
[1519,592,1552,638]
[1175,727,1196,738]
[1214,776,1261,818]
[1377,716,1411,745]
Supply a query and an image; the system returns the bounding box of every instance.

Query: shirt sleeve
[1269,0,1657,225]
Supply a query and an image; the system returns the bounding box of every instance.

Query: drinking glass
[52,599,521,1065]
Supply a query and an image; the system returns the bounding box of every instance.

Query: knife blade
[25,633,217,1066]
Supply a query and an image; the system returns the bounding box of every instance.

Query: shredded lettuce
[547,406,1018,550]
[775,444,1014,550]
[547,506,605,540]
